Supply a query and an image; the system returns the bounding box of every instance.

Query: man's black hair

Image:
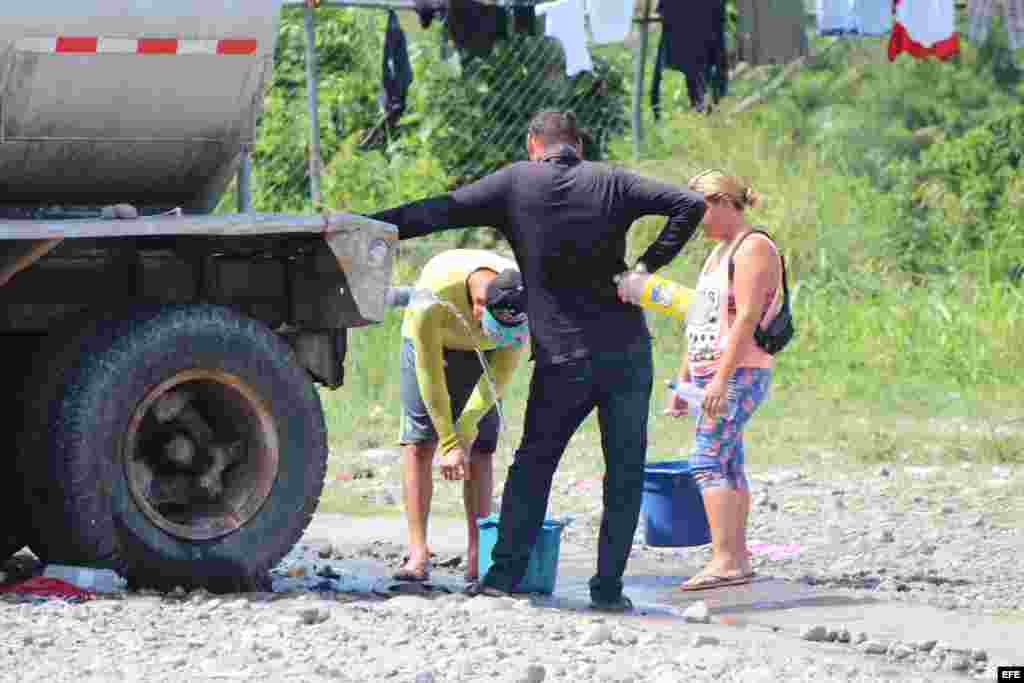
[527,109,581,147]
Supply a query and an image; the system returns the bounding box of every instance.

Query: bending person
[394,249,527,583]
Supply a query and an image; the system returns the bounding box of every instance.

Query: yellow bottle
[636,273,695,320]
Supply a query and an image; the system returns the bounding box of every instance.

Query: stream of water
[388,287,506,439]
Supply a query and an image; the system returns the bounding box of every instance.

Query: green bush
[221,8,388,213]
[746,36,1022,181]
[886,106,1024,276]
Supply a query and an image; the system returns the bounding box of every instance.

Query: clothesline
[284,1,988,19]
[281,0,545,8]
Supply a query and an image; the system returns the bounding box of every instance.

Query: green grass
[313,30,1024,518]
[317,260,1024,517]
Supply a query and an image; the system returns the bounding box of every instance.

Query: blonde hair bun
[689,169,760,211]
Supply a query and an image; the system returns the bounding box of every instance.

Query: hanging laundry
[513,5,539,35]
[857,0,893,36]
[361,10,416,150]
[817,0,858,35]
[651,0,727,117]
[706,0,730,103]
[1008,0,1024,50]
[446,0,508,59]
[816,0,892,36]
[650,36,671,119]
[888,0,960,61]
[969,0,998,44]
[736,0,808,66]
[587,0,636,44]
[537,0,594,77]
[968,0,1024,51]
[414,0,447,29]
[382,10,413,119]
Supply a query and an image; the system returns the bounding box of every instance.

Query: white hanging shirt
[817,0,892,36]
[856,0,893,36]
[537,0,594,76]
[895,0,955,47]
[817,0,858,35]
[587,0,636,44]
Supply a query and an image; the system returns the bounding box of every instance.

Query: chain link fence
[424,31,631,184]
[336,5,636,251]
[250,0,651,232]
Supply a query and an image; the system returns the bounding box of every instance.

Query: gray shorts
[399,338,501,453]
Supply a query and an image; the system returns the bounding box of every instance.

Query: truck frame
[0,0,397,591]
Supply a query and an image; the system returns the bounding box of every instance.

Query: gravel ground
[555,462,1024,618]
[1,461,1020,682]
[334,447,1024,621]
[0,585,979,683]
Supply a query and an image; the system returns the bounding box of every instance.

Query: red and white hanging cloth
[888,0,961,60]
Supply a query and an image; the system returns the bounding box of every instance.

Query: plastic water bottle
[615,272,695,320]
[669,380,705,415]
[42,564,126,594]
[669,381,738,420]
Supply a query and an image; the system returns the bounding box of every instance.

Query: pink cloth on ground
[748,542,802,560]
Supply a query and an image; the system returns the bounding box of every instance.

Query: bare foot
[395,549,432,582]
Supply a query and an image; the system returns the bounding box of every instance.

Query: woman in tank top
[665,169,784,592]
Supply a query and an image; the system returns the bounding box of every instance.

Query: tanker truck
[0,1,398,591]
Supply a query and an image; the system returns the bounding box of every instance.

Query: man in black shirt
[371,110,706,610]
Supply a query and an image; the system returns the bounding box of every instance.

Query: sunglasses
[490,306,526,325]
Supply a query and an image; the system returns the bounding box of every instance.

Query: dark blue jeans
[482,338,654,602]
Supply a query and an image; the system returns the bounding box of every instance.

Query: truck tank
[0,1,283,213]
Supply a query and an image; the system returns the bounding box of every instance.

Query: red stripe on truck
[217,39,258,55]
[34,36,258,56]
[137,38,179,54]
[55,37,99,53]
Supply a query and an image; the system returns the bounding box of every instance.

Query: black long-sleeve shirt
[371,146,706,366]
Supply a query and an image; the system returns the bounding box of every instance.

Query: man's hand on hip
[615,271,649,306]
[440,446,469,481]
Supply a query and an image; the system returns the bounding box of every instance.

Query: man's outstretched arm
[619,171,707,273]
[370,166,514,239]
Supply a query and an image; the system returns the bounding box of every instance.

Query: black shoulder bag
[728,230,795,355]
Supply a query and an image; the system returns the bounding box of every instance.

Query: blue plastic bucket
[641,461,711,547]
[477,514,565,594]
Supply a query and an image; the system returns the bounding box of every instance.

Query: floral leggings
[689,367,772,491]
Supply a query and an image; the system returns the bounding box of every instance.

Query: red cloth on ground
[0,576,94,601]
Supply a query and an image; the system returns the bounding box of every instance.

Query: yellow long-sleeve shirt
[401,249,523,454]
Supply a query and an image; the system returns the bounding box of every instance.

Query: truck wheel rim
[123,369,280,541]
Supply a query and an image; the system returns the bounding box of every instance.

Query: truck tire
[21,305,328,591]
[18,312,125,567]
[2,334,44,562]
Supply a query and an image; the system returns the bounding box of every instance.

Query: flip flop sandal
[462,582,514,598]
[680,572,756,592]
